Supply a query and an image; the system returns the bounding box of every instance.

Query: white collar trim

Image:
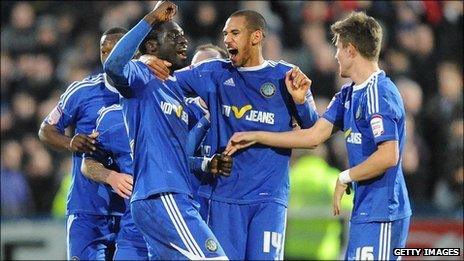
[352,70,383,91]
[104,73,119,93]
[237,60,269,71]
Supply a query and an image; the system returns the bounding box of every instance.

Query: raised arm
[225,117,336,155]
[285,67,319,128]
[104,1,177,87]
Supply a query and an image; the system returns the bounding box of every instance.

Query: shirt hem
[197,191,288,207]
[349,211,412,223]
[66,209,124,216]
[131,188,193,203]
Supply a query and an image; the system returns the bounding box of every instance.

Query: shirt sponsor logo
[370,115,384,138]
[160,101,188,124]
[345,129,362,144]
[222,105,275,125]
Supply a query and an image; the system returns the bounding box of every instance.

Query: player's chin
[173,55,188,69]
[229,57,241,67]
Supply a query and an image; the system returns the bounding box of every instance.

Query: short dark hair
[139,22,165,54]
[102,27,128,36]
[195,44,228,59]
[230,10,266,37]
[330,11,382,61]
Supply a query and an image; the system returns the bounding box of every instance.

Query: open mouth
[176,49,187,59]
[227,48,238,60]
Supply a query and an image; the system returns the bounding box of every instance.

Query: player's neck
[242,49,264,67]
[350,60,380,85]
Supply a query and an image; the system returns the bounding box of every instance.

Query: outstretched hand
[285,67,312,104]
[139,54,172,81]
[224,132,259,156]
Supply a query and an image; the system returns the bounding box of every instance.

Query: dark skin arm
[38,122,97,153]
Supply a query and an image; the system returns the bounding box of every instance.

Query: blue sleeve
[365,84,400,145]
[43,82,83,133]
[174,64,214,101]
[322,91,345,130]
[104,19,155,97]
[186,116,211,156]
[295,90,319,129]
[189,156,206,175]
[184,98,208,129]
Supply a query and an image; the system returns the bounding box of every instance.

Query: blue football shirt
[43,73,124,215]
[323,70,412,223]
[174,59,318,206]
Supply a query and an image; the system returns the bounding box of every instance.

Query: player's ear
[251,29,264,45]
[348,43,357,58]
[144,39,158,55]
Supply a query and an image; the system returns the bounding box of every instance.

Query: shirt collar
[352,69,383,91]
[237,60,269,71]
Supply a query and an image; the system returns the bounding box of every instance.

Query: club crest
[205,238,218,252]
[260,82,276,98]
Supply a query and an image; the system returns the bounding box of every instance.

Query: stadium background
[1,1,462,260]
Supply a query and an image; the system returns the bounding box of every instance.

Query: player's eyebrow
[223,29,240,35]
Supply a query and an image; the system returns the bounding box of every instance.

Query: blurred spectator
[1,2,37,56]
[22,134,56,215]
[423,61,463,203]
[1,140,33,218]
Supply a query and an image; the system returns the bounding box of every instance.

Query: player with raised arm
[225,11,412,260]
[38,27,128,260]
[143,8,319,260]
[104,1,230,259]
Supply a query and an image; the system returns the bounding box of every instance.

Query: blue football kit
[104,19,227,260]
[86,104,148,260]
[323,70,412,260]
[174,58,319,259]
[43,73,124,260]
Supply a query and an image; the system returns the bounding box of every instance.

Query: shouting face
[222,16,254,67]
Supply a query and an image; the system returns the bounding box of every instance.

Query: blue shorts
[202,199,287,260]
[66,213,120,260]
[114,207,148,260]
[131,193,228,260]
[345,217,410,260]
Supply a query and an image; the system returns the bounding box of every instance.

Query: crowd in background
[1,1,462,219]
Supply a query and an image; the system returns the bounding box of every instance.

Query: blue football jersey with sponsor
[111,60,194,203]
[323,70,411,223]
[43,73,124,215]
[174,59,317,206]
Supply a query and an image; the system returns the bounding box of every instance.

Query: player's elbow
[379,141,400,169]
[38,122,51,143]
[386,148,400,168]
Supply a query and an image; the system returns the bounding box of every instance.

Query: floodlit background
[1,1,462,260]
